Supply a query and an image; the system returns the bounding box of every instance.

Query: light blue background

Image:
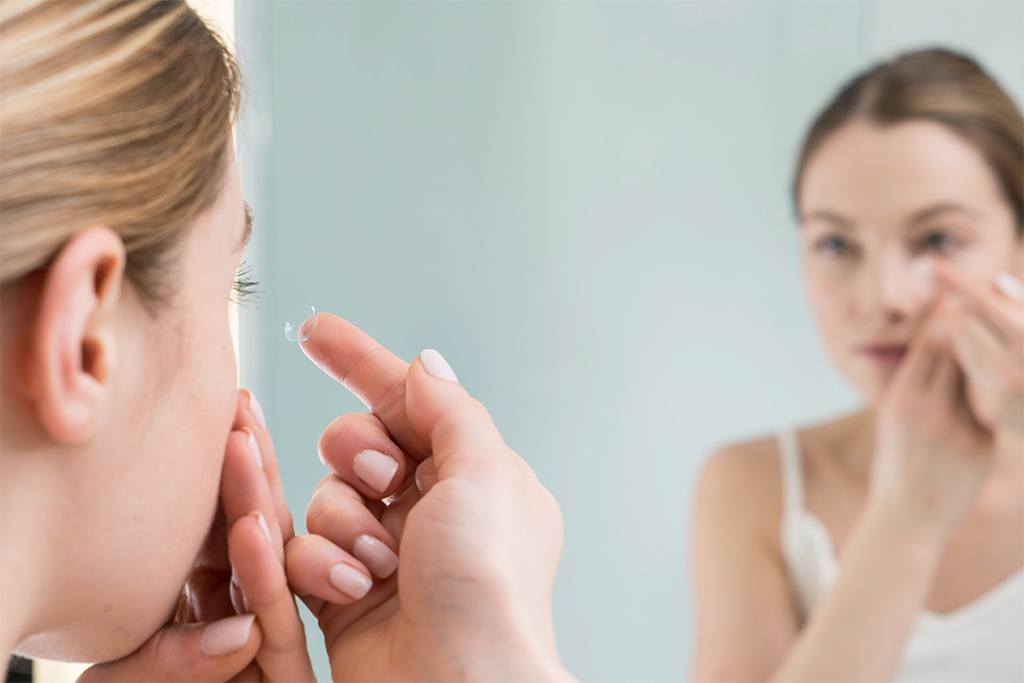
[232,2,1024,680]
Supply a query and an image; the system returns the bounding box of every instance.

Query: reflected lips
[858,344,908,367]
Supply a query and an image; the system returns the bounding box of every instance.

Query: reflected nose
[867,251,921,322]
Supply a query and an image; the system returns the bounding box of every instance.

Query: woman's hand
[78,390,314,682]
[934,263,1024,440]
[770,266,1017,683]
[869,283,997,542]
[286,314,572,682]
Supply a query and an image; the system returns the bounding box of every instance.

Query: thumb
[405,349,508,482]
[77,614,260,683]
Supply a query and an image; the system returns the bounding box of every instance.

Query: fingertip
[418,348,460,383]
[995,272,1024,302]
[199,613,259,657]
[414,457,438,494]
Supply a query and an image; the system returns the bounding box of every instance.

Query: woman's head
[793,48,1023,404]
[0,0,250,661]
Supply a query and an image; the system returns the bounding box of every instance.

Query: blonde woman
[692,49,1024,682]
[0,2,569,681]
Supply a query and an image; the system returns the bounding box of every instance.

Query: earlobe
[28,227,126,445]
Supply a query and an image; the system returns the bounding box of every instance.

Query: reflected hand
[934,262,1024,439]
[870,291,995,541]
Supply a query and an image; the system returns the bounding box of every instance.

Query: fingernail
[248,392,266,429]
[420,349,459,383]
[911,258,933,282]
[230,572,250,614]
[246,430,263,470]
[200,613,255,656]
[353,449,399,493]
[352,534,399,579]
[996,272,1024,302]
[329,562,373,599]
[911,258,936,298]
[253,511,272,545]
[414,459,438,493]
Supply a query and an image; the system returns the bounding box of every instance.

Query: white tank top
[776,428,1024,683]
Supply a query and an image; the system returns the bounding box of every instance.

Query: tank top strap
[776,427,805,516]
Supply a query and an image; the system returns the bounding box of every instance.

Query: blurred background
[222,2,1024,681]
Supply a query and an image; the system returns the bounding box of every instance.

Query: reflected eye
[813,235,857,258]
[231,260,260,304]
[919,230,960,256]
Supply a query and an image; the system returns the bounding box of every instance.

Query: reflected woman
[692,48,1024,682]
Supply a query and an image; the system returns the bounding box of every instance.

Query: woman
[692,49,1024,682]
[0,2,570,681]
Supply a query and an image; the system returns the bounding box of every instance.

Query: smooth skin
[79,390,317,682]
[691,120,1024,682]
[0,151,316,679]
[284,314,574,682]
[2,137,568,680]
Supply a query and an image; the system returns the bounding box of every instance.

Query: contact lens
[284,304,318,342]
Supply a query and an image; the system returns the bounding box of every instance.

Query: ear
[26,227,126,444]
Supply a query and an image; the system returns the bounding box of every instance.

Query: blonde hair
[0,0,241,302]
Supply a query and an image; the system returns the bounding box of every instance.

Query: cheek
[805,262,857,345]
[189,313,239,452]
[951,238,1019,281]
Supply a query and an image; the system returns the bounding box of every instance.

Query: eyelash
[812,229,964,259]
[813,235,856,257]
[231,260,261,304]
[918,229,961,255]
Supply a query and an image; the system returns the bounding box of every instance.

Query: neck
[822,408,876,482]
[1,442,50,666]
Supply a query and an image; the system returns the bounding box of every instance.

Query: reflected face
[798,120,1021,404]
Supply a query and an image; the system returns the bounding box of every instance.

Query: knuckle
[140,627,197,675]
[434,397,494,440]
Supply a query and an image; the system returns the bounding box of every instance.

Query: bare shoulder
[691,433,802,680]
[694,433,784,535]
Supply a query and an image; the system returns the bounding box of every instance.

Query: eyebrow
[906,202,979,225]
[799,202,979,231]
[799,209,854,230]
[239,202,253,251]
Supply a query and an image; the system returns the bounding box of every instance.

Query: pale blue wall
[233,2,1024,680]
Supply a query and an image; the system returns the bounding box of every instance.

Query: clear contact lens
[284,304,318,342]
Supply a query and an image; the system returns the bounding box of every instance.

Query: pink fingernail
[200,614,255,656]
[254,511,272,545]
[996,272,1024,302]
[246,430,263,470]
[414,459,438,493]
[249,392,267,429]
[420,349,459,383]
[353,450,399,493]
[329,563,373,599]
[230,572,251,614]
[353,534,399,579]
[911,258,936,299]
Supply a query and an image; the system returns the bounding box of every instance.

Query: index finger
[299,312,430,459]
[934,260,1022,343]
